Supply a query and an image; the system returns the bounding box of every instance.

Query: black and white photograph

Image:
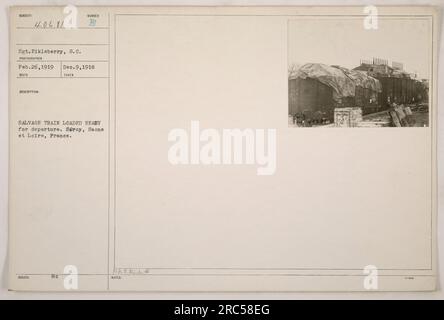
[288,17,430,128]
[1,2,442,303]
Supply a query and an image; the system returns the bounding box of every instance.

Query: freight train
[288,62,428,124]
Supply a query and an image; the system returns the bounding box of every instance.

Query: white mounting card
[8,6,439,291]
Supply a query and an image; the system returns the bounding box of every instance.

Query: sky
[288,17,431,80]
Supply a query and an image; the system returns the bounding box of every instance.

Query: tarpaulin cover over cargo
[332,66,382,92]
[391,69,413,78]
[290,63,381,102]
[290,63,356,102]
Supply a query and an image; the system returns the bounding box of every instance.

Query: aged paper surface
[9,6,438,291]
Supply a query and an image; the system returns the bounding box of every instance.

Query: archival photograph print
[288,17,430,128]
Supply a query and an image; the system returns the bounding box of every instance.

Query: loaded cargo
[288,60,428,126]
